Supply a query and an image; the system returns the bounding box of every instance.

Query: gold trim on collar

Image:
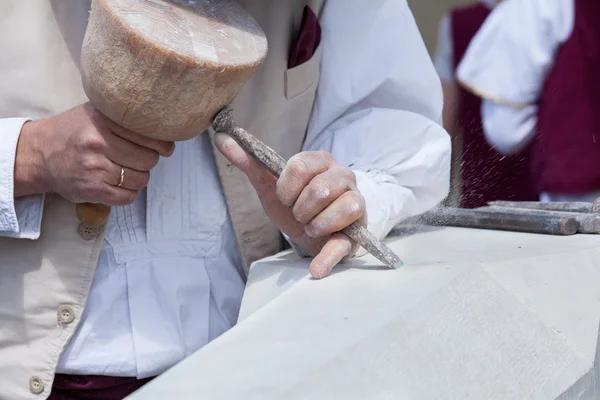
[458,79,531,109]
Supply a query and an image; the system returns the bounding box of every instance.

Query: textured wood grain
[81,0,268,141]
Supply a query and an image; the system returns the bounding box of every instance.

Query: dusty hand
[215,133,367,279]
[15,103,175,205]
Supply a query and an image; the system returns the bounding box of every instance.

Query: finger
[93,184,139,206]
[277,152,335,207]
[213,132,276,189]
[101,115,175,157]
[102,132,160,172]
[104,161,150,191]
[305,190,366,238]
[292,167,357,224]
[309,233,353,279]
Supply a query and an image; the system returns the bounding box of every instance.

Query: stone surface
[127,227,600,399]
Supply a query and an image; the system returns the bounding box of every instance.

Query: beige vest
[0,1,324,398]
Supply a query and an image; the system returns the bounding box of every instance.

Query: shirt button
[29,376,45,394]
[57,305,75,324]
[78,223,99,241]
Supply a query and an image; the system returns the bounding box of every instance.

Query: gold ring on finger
[117,166,125,187]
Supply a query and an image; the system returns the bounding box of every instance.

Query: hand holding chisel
[212,107,404,272]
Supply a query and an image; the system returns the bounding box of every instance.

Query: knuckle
[286,156,310,180]
[346,192,365,217]
[306,219,327,238]
[292,203,310,223]
[82,134,106,152]
[80,156,103,173]
[343,168,357,184]
[307,180,331,202]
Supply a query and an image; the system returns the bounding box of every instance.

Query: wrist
[14,120,49,197]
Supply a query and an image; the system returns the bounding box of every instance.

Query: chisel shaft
[420,207,579,235]
[481,206,600,234]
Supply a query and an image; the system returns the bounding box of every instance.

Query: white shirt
[433,0,497,84]
[0,0,451,379]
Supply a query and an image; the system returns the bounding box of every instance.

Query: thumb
[213,132,270,185]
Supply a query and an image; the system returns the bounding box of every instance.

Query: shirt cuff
[284,168,419,260]
[480,100,539,155]
[0,118,44,239]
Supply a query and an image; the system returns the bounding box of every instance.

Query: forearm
[0,117,45,238]
[14,119,48,197]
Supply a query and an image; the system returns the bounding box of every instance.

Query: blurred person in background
[458,0,600,203]
[434,0,538,208]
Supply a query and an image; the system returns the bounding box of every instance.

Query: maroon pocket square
[288,5,322,69]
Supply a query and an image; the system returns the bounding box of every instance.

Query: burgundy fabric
[288,6,321,68]
[534,0,600,194]
[451,4,538,208]
[48,374,154,400]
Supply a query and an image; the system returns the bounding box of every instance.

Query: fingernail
[312,265,326,279]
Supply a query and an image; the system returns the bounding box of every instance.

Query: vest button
[57,305,76,324]
[78,223,99,241]
[29,376,45,394]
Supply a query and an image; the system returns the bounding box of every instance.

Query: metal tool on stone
[212,107,403,269]
[415,197,600,235]
[488,199,600,214]
[480,206,600,234]
[418,207,580,235]
[76,0,403,269]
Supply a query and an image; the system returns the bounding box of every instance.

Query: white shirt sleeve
[304,0,451,240]
[0,118,44,239]
[456,0,575,155]
[433,13,455,83]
